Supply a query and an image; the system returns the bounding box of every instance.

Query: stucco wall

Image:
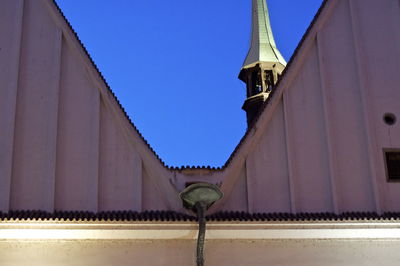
[225,0,400,214]
[1,221,400,266]
[1,0,399,215]
[1,239,400,266]
[0,0,177,213]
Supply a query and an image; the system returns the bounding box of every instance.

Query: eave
[2,220,400,241]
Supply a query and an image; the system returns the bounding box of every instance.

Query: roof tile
[2,210,400,222]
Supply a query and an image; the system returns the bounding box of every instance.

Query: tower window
[385,150,400,182]
[251,71,262,95]
[264,70,274,91]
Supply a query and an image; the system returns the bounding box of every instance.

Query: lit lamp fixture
[179,183,223,266]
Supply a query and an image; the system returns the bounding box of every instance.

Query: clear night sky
[55,0,324,167]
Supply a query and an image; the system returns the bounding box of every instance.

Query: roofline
[2,210,400,223]
[221,0,331,169]
[49,0,330,173]
[172,0,332,173]
[47,0,182,210]
[49,0,173,168]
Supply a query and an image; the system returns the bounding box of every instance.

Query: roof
[50,0,329,172]
[2,210,400,222]
[241,0,286,70]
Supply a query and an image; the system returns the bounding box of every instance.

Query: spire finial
[241,0,286,72]
[239,0,286,127]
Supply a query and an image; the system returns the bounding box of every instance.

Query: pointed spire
[239,0,286,127]
[241,0,286,72]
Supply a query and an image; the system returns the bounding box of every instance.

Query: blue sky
[56,0,323,167]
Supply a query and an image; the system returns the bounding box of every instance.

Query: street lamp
[179,183,223,266]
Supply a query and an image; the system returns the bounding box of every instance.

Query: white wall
[0,0,175,213]
[1,238,400,266]
[1,0,399,215]
[224,0,400,214]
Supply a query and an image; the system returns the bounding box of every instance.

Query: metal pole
[195,201,207,266]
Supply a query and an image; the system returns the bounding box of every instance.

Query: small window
[385,151,400,182]
[251,71,262,95]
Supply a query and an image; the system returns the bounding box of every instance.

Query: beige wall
[3,240,400,266]
[2,221,400,266]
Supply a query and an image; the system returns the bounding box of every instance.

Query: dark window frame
[383,149,400,182]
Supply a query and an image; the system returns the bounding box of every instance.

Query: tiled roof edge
[1,210,400,222]
[167,0,330,171]
[222,0,330,169]
[51,0,329,172]
[51,0,171,169]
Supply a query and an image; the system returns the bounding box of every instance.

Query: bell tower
[239,0,286,126]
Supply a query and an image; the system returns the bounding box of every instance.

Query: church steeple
[239,0,286,126]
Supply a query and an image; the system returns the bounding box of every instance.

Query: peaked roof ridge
[50,0,235,172]
[51,0,329,172]
[223,0,330,169]
[51,0,171,169]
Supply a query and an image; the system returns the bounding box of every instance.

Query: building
[1,0,400,265]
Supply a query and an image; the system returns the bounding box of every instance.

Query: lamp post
[179,183,223,266]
